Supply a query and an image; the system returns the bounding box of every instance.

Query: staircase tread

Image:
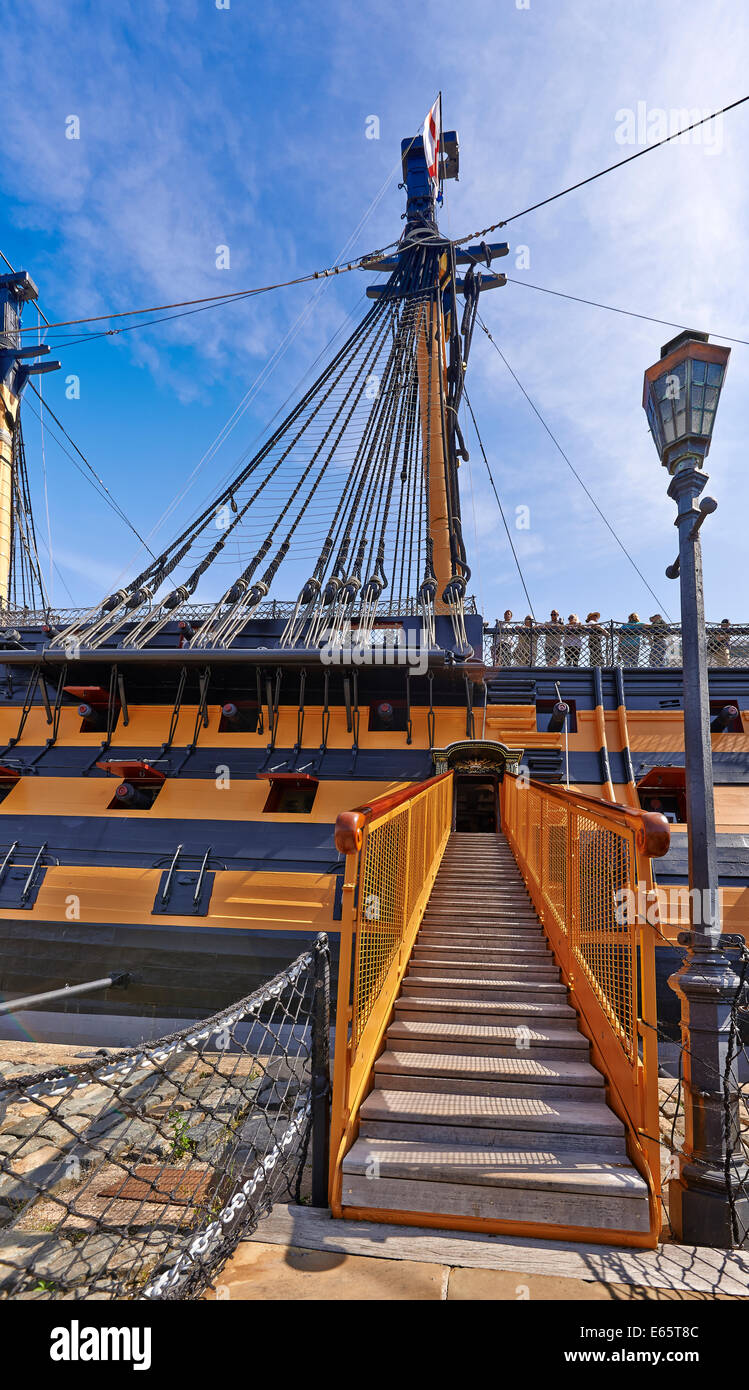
[412,957,556,969]
[405,974,565,992]
[376,1050,603,1085]
[394,996,574,1016]
[413,949,550,958]
[360,1088,624,1134]
[414,952,549,960]
[342,1138,647,1195]
[387,1020,587,1046]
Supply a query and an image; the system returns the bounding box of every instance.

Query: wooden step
[341,1138,649,1232]
[413,944,551,960]
[412,945,550,961]
[374,1049,604,1096]
[408,960,559,981]
[386,1018,588,1056]
[427,898,531,908]
[426,897,533,905]
[421,918,542,929]
[422,917,539,928]
[419,934,547,945]
[436,875,522,882]
[418,927,545,940]
[428,900,531,911]
[411,945,550,956]
[359,1089,627,1155]
[431,884,528,893]
[402,975,567,1000]
[393,995,576,1023]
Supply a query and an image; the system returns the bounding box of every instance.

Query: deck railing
[502,773,670,1238]
[484,619,749,668]
[329,772,453,1209]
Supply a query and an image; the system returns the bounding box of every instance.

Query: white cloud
[2,0,747,617]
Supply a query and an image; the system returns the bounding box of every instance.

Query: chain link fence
[0,936,330,1301]
[484,620,749,669]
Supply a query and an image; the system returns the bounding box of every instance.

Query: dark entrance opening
[454,776,498,833]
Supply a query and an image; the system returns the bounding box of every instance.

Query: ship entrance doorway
[454,775,498,833]
[431,741,525,833]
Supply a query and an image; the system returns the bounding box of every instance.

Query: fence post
[310,932,331,1208]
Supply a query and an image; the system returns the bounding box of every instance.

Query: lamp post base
[668,943,749,1248]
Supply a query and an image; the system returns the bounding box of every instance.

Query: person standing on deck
[618,612,643,666]
[515,615,534,665]
[586,611,605,665]
[498,609,514,666]
[648,614,669,666]
[564,614,582,665]
[545,610,563,666]
[713,618,732,666]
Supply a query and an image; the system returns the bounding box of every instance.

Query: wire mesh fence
[484,620,749,668]
[0,935,330,1301]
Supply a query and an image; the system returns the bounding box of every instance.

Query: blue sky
[2,0,747,624]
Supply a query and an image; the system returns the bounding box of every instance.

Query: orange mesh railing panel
[502,773,666,1240]
[329,772,453,1207]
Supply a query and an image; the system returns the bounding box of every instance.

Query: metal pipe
[614,665,639,808]
[0,972,131,1014]
[0,645,454,671]
[592,665,615,802]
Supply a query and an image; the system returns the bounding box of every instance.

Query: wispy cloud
[2,0,747,619]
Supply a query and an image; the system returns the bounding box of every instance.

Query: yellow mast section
[416,262,452,616]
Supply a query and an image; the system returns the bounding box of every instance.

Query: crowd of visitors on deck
[488,612,742,667]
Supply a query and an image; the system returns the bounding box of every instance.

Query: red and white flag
[423,98,441,190]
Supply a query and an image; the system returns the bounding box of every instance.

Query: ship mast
[47,115,509,661]
[402,125,454,615]
[0,271,60,608]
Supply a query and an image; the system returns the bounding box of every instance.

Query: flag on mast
[423,97,441,191]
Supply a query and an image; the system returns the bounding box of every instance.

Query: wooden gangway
[331,775,670,1246]
[342,832,650,1235]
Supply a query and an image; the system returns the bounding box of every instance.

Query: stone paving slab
[213,1238,746,1302]
[241,1204,749,1296]
[206,1241,448,1300]
[446,1267,743,1301]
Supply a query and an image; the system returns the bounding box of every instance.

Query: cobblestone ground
[0,1041,311,1300]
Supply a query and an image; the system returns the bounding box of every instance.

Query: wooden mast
[416,294,451,614]
[0,270,60,608]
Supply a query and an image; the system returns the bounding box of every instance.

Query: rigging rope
[416,95,749,249]
[476,316,671,618]
[6,93,746,362]
[461,390,525,620]
[504,277,749,348]
[25,382,155,556]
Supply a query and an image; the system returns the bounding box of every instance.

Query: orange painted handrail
[520,777,671,858]
[334,772,451,854]
[501,771,667,1245]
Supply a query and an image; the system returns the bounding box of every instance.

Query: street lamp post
[643,330,749,1247]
